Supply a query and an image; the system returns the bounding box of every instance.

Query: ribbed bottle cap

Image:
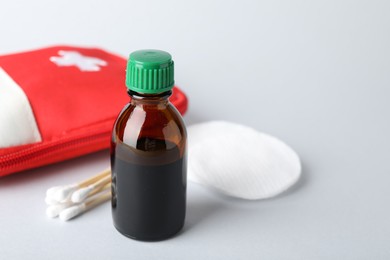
[126,50,174,94]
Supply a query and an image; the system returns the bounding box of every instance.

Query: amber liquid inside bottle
[111,90,187,241]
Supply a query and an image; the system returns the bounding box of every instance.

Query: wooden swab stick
[85,190,111,209]
[78,168,111,187]
[49,167,110,202]
[70,175,111,203]
[59,191,111,221]
[87,182,111,198]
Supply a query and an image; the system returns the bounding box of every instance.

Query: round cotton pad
[188,121,301,200]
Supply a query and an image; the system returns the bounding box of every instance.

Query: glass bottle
[111,50,187,241]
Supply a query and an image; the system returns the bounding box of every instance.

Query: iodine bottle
[111,50,187,241]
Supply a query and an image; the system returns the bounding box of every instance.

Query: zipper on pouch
[0,131,110,171]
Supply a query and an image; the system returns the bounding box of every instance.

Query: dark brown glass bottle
[111,50,187,241]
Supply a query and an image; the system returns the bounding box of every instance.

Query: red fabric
[0,46,188,177]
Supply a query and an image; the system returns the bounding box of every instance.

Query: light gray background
[1,0,389,259]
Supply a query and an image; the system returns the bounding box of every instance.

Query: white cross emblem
[50,50,107,72]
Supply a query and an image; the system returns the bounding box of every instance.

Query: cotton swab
[71,182,111,203]
[45,195,71,205]
[45,167,112,221]
[59,191,111,221]
[70,174,111,203]
[46,186,62,197]
[49,168,110,202]
[45,196,61,205]
[46,183,111,218]
[52,183,78,202]
[46,201,73,218]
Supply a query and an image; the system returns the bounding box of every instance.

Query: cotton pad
[188,121,301,200]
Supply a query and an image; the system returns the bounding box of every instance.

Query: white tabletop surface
[1,0,390,259]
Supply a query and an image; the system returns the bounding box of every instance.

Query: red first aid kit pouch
[0,46,188,177]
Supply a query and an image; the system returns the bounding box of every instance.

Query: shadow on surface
[182,131,309,233]
[184,194,226,232]
[270,160,308,200]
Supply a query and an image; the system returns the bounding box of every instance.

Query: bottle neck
[128,90,171,107]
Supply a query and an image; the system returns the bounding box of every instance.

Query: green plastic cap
[126,49,174,94]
